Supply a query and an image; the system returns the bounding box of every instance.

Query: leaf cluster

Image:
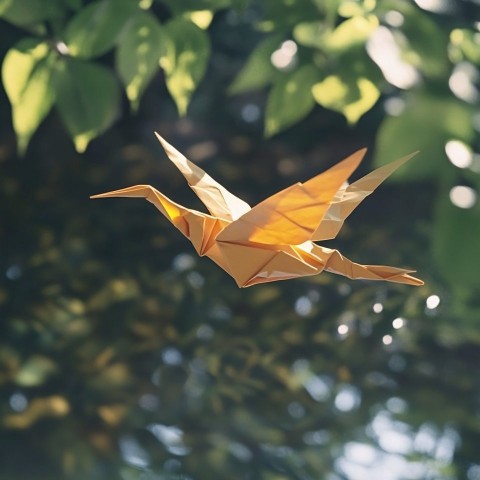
[1,0,480,354]
[1,0,217,152]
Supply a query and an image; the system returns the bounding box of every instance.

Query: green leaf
[374,93,474,180]
[293,22,326,48]
[63,0,137,59]
[323,14,379,54]
[183,10,214,30]
[450,29,480,65]
[265,65,319,137]
[315,0,341,25]
[64,0,83,10]
[375,1,449,78]
[160,18,210,115]
[433,192,480,289]
[229,35,283,95]
[159,0,231,14]
[259,0,320,32]
[15,355,58,387]
[116,12,165,111]
[312,74,379,124]
[2,38,55,154]
[53,58,120,152]
[0,0,64,26]
[230,0,251,10]
[399,8,449,78]
[337,0,375,17]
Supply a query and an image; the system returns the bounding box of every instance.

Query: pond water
[1,113,479,480]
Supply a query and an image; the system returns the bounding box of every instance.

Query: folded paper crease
[91,134,423,288]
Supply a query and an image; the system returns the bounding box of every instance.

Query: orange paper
[91,133,423,287]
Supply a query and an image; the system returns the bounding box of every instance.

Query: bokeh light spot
[449,185,477,208]
[426,294,441,309]
[445,140,473,168]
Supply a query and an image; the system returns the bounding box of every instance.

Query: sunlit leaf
[52,58,120,152]
[97,404,128,426]
[1,38,55,154]
[160,18,210,115]
[4,396,69,429]
[374,93,474,180]
[15,355,58,387]
[323,14,379,53]
[293,22,326,48]
[265,65,319,137]
[229,34,283,95]
[160,0,231,14]
[313,0,341,24]
[338,0,375,17]
[450,29,480,65]
[184,10,214,29]
[63,0,137,58]
[260,0,320,32]
[433,193,480,288]
[312,74,379,124]
[0,0,64,26]
[116,12,165,111]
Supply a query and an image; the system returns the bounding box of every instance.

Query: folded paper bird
[91,133,423,287]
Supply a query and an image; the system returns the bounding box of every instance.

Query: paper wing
[90,185,220,256]
[216,149,366,246]
[155,133,251,222]
[313,152,418,241]
[309,244,424,286]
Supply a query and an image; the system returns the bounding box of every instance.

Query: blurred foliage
[1,0,479,311]
[1,127,479,479]
[1,0,480,479]
[1,0,213,152]
[0,0,478,149]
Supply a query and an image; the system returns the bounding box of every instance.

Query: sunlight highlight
[449,185,477,209]
[384,97,406,116]
[367,27,420,89]
[373,302,384,313]
[384,11,404,27]
[383,335,393,345]
[426,294,441,309]
[445,140,473,169]
[392,317,405,329]
[414,0,452,13]
[271,40,298,69]
[449,62,479,103]
[295,296,313,316]
[335,385,361,411]
[338,324,349,335]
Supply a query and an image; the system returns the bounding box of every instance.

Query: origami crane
[91,133,423,287]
